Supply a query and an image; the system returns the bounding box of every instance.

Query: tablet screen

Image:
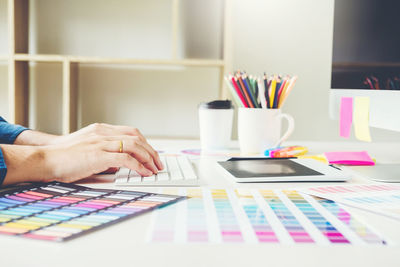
[218,159,322,178]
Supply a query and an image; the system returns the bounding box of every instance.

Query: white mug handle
[273,113,295,147]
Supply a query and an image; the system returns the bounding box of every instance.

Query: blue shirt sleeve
[0,116,29,186]
[0,117,28,144]
[0,148,7,186]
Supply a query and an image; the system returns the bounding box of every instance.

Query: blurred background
[0,0,399,141]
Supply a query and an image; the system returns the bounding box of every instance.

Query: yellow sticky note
[353,96,371,142]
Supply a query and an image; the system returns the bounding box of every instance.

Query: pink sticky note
[324,151,375,166]
[340,97,353,138]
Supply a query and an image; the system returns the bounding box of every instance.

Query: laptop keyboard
[114,155,199,186]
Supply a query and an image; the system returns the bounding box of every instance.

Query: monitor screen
[331,0,400,90]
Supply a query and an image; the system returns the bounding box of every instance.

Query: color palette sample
[0,182,183,242]
[148,188,387,245]
[212,189,244,242]
[301,184,400,220]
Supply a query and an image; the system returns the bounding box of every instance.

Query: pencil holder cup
[238,108,295,154]
[198,100,234,150]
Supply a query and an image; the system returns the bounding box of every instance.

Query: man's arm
[0,116,59,146]
[0,117,58,146]
[14,130,59,146]
[0,118,163,186]
[0,144,50,185]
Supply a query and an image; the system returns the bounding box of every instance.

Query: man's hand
[15,123,156,152]
[45,134,162,182]
[51,123,150,145]
[2,134,163,185]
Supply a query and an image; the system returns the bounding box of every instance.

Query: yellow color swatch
[353,96,372,142]
[16,219,50,227]
[0,217,11,223]
[58,223,92,230]
[4,222,40,230]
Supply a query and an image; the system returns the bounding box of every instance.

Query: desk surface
[1,140,400,267]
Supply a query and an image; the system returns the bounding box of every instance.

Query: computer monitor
[329,0,400,182]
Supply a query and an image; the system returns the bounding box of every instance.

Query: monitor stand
[352,164,400,183]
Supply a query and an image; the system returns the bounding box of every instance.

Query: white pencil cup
[238,108,295,154]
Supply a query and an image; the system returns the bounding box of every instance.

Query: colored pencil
[269,77,277,109]
[252,78,260,106]
[243,74,259,108]
[224,77,244,107]
[263,75,270,108]
[279,76,298,108]
[230,76,248,108]
[277,77,291,107]
[276,77,288,107]
[272,77,282,108]
[224,72,297,109]
[237,75,254,108]
[257,78,267,109]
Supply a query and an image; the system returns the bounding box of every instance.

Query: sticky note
[340,97,353,138]
[324,151,375,166]
[353,96,371,142]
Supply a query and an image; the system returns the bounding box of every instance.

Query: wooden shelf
[6,0,231,133]
[70,56,225,67]
[13,53,65,62]
[13,53,225,67]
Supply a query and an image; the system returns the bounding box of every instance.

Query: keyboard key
[177,156,197,180]
[127,171,141,183]
[116,168,130,177]
[113,155,198,185]
[142,175,156,182]
[156,172,169,181]
[166,157,183,180]
[160,157,168,172]
[115,177,128,184]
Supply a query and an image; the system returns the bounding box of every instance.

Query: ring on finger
[119,140,123,153]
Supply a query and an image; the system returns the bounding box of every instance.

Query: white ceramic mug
[238,108,295,154]
[199,100,234,150]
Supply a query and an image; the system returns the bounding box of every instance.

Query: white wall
[231,0,400,142]
[0,0,399,142]
[29,0,222,136]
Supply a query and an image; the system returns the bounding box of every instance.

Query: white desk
[1,140,400,267]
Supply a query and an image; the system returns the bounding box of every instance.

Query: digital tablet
[217,158,350,182]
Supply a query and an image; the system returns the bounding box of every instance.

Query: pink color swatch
[324,151,375,166]
[340,97,353,138]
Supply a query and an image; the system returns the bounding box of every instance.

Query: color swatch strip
[282,190,349,243]
[0,182,183,242]
[149,189,180,243]
[260,190,314,243]
[235,190,278,243]
[211,189,244,242]
[301,184,400,220]
[186,189,208,242]
[148,188,387,245]
[315,197,385,244]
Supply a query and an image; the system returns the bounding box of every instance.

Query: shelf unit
[6,0,232,134]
